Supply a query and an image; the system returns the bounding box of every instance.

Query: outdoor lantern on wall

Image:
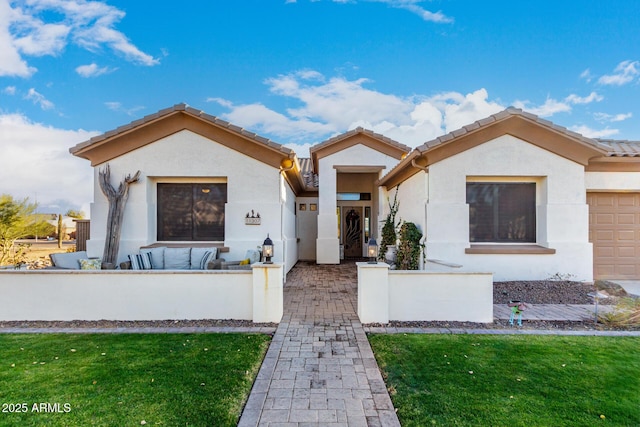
[262,234,274,264]
[367,237,378,264]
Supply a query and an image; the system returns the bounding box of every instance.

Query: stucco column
[252,262,284,323]
[316,164,340,263]
[357,262,390,323]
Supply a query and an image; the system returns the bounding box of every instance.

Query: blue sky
[1,0,639,215]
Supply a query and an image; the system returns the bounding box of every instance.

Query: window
[157,183,227,241]
[466,183,535,243]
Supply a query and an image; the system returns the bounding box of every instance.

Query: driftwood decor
[99,164,141,267]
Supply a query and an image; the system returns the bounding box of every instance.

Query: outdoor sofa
[120,247,261,271]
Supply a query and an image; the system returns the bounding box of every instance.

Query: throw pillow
[164,247,191,270]
[79,258,102,270]
[141,246,166,269]
[239,258,250,265]
[129,252,153,270]
[190,247,218,270]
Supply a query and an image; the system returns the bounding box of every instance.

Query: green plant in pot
[379,188,399,262]
[396,221,424,270]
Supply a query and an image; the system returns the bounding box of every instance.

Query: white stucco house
[70,104,640,281]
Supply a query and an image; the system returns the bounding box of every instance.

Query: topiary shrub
[395,221,424,270]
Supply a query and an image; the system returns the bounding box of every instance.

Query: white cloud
[426,89,504,132]
[513,97,571,117]
[0,0,158,77]
[75,62,113,77]
[104,101,145,116]
[580,68,592,83]
[25,87,54,110]
[570,124,619,139]
[3,86,16,95]
[0,113,98,213]
[384,1,453,23]
[598,60,639,86]
[210,71,506,153]
[288,0,453,23]
[594,112,632,123]
[565,91,603,105]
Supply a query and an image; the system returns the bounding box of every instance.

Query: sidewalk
[238,262,401,427]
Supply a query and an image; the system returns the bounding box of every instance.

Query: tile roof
[595,139,640,157]
[310,127,411,154]
[71,103,294,156]
[416,107,605,153]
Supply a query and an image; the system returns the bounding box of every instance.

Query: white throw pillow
[190,247,218,270]
[141,246,166,269]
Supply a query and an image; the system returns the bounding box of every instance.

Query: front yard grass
[0,333,270,426]
[369,334,640,426]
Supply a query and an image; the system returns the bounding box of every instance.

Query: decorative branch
[99,164,141,266]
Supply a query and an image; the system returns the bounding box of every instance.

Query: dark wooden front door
[342,207,362,258]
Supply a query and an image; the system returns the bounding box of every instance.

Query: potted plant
[395,221,424,270]
[378,188,399,262]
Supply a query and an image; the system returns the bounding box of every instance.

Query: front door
[342,207,362,258]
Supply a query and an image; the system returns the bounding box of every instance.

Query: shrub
[600,297,640,327]
[379,187,399,261]
[395,221,424,270]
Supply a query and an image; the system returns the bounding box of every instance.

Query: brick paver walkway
[238,261,401,427]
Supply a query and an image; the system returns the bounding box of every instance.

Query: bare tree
[99,164,141,267]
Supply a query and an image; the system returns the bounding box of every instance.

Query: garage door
[588,192,640,280]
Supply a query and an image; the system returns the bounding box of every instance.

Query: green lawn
[0,333,270,426]
[369,334,640,427]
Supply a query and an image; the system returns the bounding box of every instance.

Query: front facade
[71,104,640,281]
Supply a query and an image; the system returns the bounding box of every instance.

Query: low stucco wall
[0,264,283,322]
[357,263,493,323]
[388,271,493,322]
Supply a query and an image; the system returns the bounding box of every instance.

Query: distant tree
[0,194,50,266]
[65,209,85,219]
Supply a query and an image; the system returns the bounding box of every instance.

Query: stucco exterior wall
[297,196,319,260]
[0,270,253,321]
[282,176,298,273]
[88,130,294,266]
[0,263,285,322]
[585,172,640,191]
[393,135,594,281]
[383,171,428,237]
[357,263,493,323]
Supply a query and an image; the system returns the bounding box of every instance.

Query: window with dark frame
[466,183,536,243]
[157,183,227,241]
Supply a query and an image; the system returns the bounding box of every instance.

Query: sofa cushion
[164,247,191,270]
[141,246,166,269]
[50,251,88,269]
[129,252,153,270]
[190,247,218,270]
[79,258,102,270]
[246,249,261,264]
